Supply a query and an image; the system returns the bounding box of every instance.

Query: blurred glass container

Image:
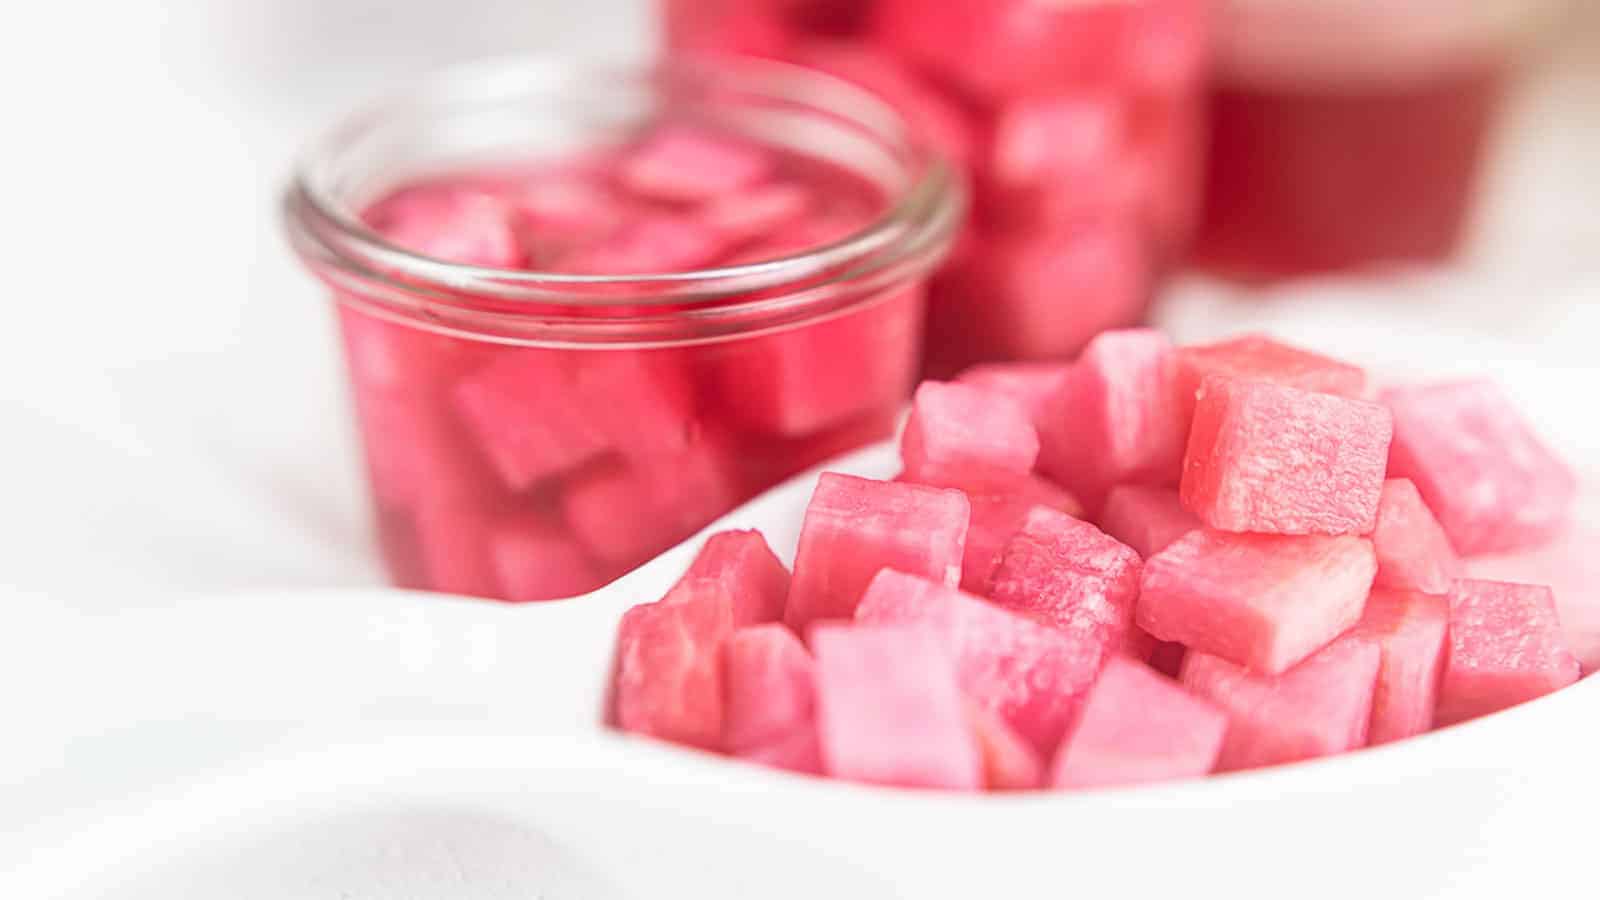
[1196,0,1569,280]
[662,0,1213,376]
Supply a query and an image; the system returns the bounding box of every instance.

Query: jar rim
[282,53,963,336]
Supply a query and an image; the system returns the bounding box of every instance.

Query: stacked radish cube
[609,329,1583,790]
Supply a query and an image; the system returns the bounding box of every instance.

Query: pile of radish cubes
[607,329,1583,791]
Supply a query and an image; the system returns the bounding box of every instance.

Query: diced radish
[942,476,1086,595]
[699,181,812,244]
[412,499,503,599]
[619,126,773,203]
[365,185,525,268]
[1182,636,1380,772]
[1137,530,1376,675]
[679,530,791,627]
[968,704,1044,791]
[791,41,978,165]
[1173,333,1366,428]
[1053,656,1226,789]
[1350,589,1449,744]
[786,473,970,631]
[1385,380,1576,556]
[1371,479,1461,594]
[900,381,1040,489]
[491,513,603,601]
[562,440,743,566]
[1036,328,1187,515]
[722,624,817,760]
[856,569,1106,753]
[812,624,982,790]
[981,90,1133,227]
[989,508,1145,657]
[453,353,612,490]
[612,588,735,750]
[953,361,1070,423]
[1181,377,1392,535]
[1122,0,1211,95]
[1098,484,1200,559]
[1435,579,1580,726]
[557,214,729,274]
[1470,522,1600,673]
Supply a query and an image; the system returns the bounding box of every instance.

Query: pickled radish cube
[785,473,969,631]
[558,214,729,274]
[856,569,1106,753]
[1181,636,1381,772]
[679,530,791,627]
[1469,525,1600,673]
[338,305,476,391]
[612,589,735,750]
[989,508,1145,656]
[812,624,982,790]
[1385,380,1576,556]
[1037,329,1187,515]
[988,92,1126,190]
[792,41,977,164]
[1122,0,1211,94]
[453,353,612,490]
[1372,479,1461,594]
[365,186,525,268]
[491,514,603,602]
[1138,530,1377,675]
[1436,579,1580,726]
[954,361,1069,423]
[511,175,625,235]
[968,704,1044,791]
[353,381,500,510]
[1173,333,1366,427]
[737,731,823,775]
[701,182,812,242]
[710,288,919,437]
[619,126,773,203]
[1181,378,1392,535]
[563,441,742,566]
[412,499,503,599]
[1053,657,1226,790]
[946,476,1086,595]
[722,624,817,759]
[1350,589,1449,744]
[1098,485,1200,559]
[900,381,1040,488]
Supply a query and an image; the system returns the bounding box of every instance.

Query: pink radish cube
[1350,589,1449,744]
[1174,334,1366,426]
[1037,329,1188,515]
[453,353,612,490]
[1138,530,1377,675]
[786,473,970,631]
[412,500,503,599]
[900,381,1040,488]
[1372,479,1461,594]
[1436,579,1580,726]
[722,624,818,768]
[365,186,525,268]
[988,91,1126,191]
[353,379,499,511]
[1385,380,1576,556]
[1053,657,1226,789]
[679,530,791,627]
[968,704,1044,791]
[954,361,1069,422]
[1098,484,1201,559]
[1182,636,1381,771]
[563,440,742,566]
[1122,0,1211,94]
[792,41,978,165]
[491,514,603,602]
[1181,378,1392,535]
[701,182,812,242]
[1470,523,1600,673]
[989,508,1145,656]
[558,214,729,274]
[812,624,982,790]
[619,126,773,203]
[856,569,1106,753]
[949,476,1086,595]
[612,588,735,750]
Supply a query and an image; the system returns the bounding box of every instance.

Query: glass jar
[283,56,961,601]
[661,0,1212,376]
[1196,0,1569,280]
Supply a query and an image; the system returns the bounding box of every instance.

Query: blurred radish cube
[738,731,824,775]
[453,353,613,491]
[954,361,1070,423]
[1138,530,1376,675]
[945,476,1086,595]
[723,624,819,773]
[786,473,970,631]
[619,126,773,203]
[989,508,1145,656]
[490,513,603,602]
[364,185,525,268]
[812,624,982,790]
[412,499,503,599]
[1350,589,1449,744]
[1436,579,1580,726]
[1181,378,1392,535]
[856,569,1106,753]
[612,588,735,750]
[679,530,791,627]
[563,440,742,567]
[1182,636,1381,771]
[1037,329,1187,514]
[1053,656,1226,789]
[982,91,1131,227]
[900,381,1040,488]
[1372,479,1461,594]
[558,214,729,274]
[1173,334,1366,427]
[1385,380,1576,556]
[968,704,1044,791]
[792,41,978,165]
[1098,485,1200,559]
[700,182,812,244]
[1121,0,1211,95]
